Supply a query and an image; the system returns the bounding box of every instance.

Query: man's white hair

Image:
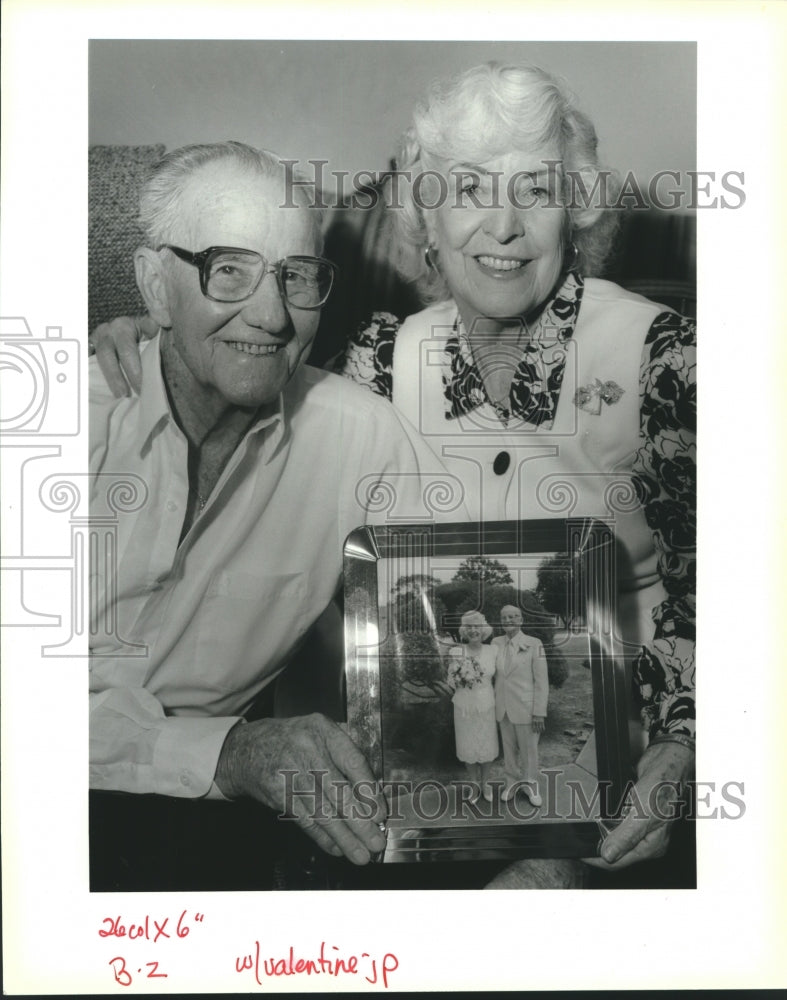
[138,140,323,250]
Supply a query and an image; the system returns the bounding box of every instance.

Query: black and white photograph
[85,37,698,896]
[1,2,784,993]
[343,518,631,864]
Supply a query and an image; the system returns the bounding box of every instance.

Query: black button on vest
[493,451,511,476]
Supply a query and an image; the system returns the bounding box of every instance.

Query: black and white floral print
[336,311,399,400]
[444,272,584,425]
[631,312,696,740]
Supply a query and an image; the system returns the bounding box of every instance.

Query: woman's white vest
[392,279,669,755]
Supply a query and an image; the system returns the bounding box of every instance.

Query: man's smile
[223,341,284,355]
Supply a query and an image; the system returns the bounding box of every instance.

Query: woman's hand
[89,314,157,397]
[584,739,694,869]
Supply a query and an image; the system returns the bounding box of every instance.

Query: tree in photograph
[390,573,442,599]
[535,552,580,630]
[389,631,453,701]
[385,572,451,696]
[453,556,513,587]
[380,630,456,767]
[433,579,478,624]
[391,580,445,636]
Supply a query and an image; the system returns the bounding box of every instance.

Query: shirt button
[180,774,191,787]
[167,501,177,512]
[493,451,511,475]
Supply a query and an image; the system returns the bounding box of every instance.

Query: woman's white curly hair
[458,610,493,643]
[392,61,620,302]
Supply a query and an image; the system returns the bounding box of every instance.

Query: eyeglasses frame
[157,244,338,309]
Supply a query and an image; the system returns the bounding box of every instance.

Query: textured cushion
[88,144,166,332]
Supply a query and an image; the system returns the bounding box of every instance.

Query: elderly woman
[342,63,695,875]
[446,611,498,800]
[90,61,695,878]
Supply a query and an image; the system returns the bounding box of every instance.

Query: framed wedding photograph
[344,517,632,862]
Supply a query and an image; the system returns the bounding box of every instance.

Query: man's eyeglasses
[158,245,337,309]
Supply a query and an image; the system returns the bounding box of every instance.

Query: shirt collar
[136,333,172,446]
[442,270,584,426]
[507,629,531,649]
[137,331,287,454]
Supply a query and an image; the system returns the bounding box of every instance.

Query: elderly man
[89,141,457,887]
[490,605,549,807]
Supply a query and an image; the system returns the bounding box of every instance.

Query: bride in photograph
[446,611,499,802]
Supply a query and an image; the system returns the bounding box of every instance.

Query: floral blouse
[335,273,696,745]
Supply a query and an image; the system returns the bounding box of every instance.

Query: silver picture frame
[343,517,632,863]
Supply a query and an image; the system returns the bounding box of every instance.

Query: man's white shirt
[89,335,463,797]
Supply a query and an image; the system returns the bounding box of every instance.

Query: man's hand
[531,715,545,735]
[214,714,387,865]
[89,314,156,397]
[585,739,694,870]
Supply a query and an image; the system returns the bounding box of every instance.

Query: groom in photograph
[491,605,549,806]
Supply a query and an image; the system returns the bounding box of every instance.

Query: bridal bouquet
[448,655,484,691]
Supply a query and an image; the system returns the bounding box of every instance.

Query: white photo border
[2,1,785,993]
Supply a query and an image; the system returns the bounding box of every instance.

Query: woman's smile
[473,254,531,276]
[426,147,566,327]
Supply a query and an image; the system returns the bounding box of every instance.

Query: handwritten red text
[99,910,204,943]
[235,940,399,988]
[101,911,205,987]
